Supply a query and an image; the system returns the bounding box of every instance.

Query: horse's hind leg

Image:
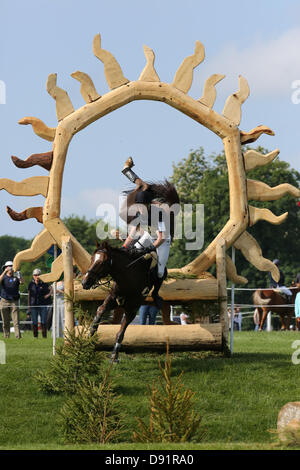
[259,308,268,331]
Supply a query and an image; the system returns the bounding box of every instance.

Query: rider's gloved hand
[143,246,156,254]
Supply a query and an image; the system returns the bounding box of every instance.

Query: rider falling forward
[120,157,180,309]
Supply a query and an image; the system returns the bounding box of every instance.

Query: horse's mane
[95,240,141,260]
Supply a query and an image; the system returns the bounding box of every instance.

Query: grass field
[0,330,300,450]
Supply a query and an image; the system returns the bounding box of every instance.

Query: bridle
[85,249,113,289]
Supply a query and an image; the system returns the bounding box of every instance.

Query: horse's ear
[95,239,100,248]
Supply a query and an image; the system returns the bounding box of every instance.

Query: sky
[1,0,300,240]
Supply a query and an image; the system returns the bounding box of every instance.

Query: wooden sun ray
[71,71,101,103]
[39,254,64,283]
[249,206,288,226]
[222,75,250,126]
[139,46,160,82]
[172,40,205,93]
[225,254,248,285]
[18,117,56,142]
[198,74,225,108]
[93,33,129,90]
[247,179,300,202]
[234,231,280,282]
[11,151,53,171]
[7,206,43,223]
[46,73,75,121]
[244,148,279,171]
[12,228,55,271]
[240,125,275,145]
[0,176,49,197]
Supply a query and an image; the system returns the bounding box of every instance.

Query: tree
[169,146,300,290]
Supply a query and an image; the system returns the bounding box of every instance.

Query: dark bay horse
[82,240,156,362]
[253,286,299,331]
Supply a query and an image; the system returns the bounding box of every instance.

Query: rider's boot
[152,275,164,309]
[122,157,148,190]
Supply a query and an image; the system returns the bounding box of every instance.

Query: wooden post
[62,236,74,339]
[216,238,229,351]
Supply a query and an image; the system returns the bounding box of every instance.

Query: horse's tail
[253,290,271,306]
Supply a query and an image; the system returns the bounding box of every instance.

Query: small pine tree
[59,372,124,444]
[35,326,103,394]
[133,344,205,443]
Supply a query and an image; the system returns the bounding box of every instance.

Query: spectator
[233,308,239,331]
[139,304,159,325]
[0,261,24,339]
[24,312,32,331]
[295,291,300,331]
[180,312,189,325]
[28,269,51,338]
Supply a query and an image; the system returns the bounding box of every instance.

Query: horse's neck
[109,251,129,283]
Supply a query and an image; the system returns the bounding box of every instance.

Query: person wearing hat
[0,261,24,339]
[28,269,51,338]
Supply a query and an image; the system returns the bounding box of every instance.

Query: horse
[82,240,157,362]
[253,285,299,331]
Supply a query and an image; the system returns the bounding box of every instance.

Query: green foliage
[35,327,103,394]
[133,346,205,443]
[58,374,124,444]
[169,146,300,291]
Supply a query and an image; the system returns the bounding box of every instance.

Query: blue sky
[1,0,300,239]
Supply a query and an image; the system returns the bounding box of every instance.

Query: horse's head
[82,241,112,290]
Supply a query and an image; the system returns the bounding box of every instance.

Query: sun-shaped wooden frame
[1,33,299,288]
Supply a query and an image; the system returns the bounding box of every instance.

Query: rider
[120,157,179,308]
[269,259,292,301]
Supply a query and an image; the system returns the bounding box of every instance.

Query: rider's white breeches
[134,232,171,278]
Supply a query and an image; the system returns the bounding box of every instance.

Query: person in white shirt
[180,312,188,325]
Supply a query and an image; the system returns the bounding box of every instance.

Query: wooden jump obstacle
[78,324,223,352]
[1,34,299,347]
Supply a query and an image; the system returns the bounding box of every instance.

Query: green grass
[0,331,300,450]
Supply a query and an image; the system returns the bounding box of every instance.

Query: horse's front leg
[111,311,136,363]
[90,292,118,336]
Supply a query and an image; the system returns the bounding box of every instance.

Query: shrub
[133,345,205,443]
[59,372,124,443]
[35,326,103,394]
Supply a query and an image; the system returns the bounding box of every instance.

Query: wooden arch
[1,33,299,288]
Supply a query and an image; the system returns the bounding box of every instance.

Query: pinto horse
[82,241,157,362]
[253,285,299,331]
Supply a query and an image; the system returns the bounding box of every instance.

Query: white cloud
[198,28,300,97]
